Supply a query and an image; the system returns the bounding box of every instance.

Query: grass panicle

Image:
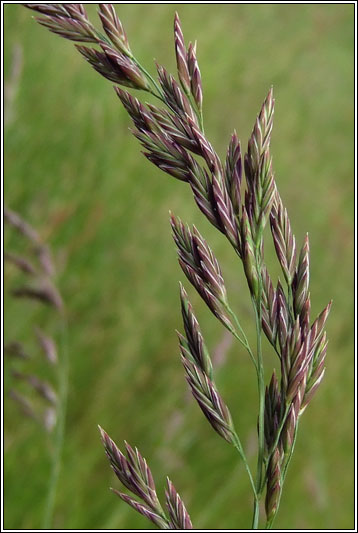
[23,4,332,529]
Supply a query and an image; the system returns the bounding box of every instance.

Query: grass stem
[42,313,69,528]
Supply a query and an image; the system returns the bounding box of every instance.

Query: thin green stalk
[198,108,204,134]
[223,293,263,529]
[267,403,291,466]
[251,245,266,529]
[191,101,204,134]
[131,57,165,102]
[251,500,260,530]
[258,403,291,502]
[251,298,266,529]
[42,313,69,528]
[93,28,164,102]
[232,431,257,500]
[182,85,205,133]
[281,418,300,484]
[94,29,113,47]
[225,296,262,529]
[224,302,257,370]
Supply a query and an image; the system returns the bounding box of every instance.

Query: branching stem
[232,431,257,500]
[224,303,257,370]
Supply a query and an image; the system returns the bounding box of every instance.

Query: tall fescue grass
[4,3,354,528]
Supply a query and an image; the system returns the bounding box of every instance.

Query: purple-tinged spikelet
[98,4,131,56]
[165,478,193,529]
[147,104,201,153]
[244,88,276,245]
[187,166,222,230]
[245,87,274,183]
[292,234,310,317]
[264,370,281,450]
[171,214,235,332]
[179,284,213,379]
[115,87,157,133]
[132,125,200,182]
[99,427,193,528]
[182,357,235,443]
[261,265,278,346]
[276,280,289,352]
[187,41,203,111]
[174,12,191,94]
[24,4,88,20]
[76,44,149,90]
[188,116,218,170]
[265,447,282,523]
[309,300,332,349]
[212,163,241,250]
[281,385,303,459]
[241,207,260,301]
[112,490,169,529]
[301,333,328,412]
[270,195,296,286]
[24,4,98,43]
[225,132,242,217]
[99,427,161,511]
[157,65,197,124]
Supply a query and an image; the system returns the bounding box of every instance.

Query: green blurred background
[4,3,354,530]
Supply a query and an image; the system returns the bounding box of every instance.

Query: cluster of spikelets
[4,206,62,432]
[99,428,193,529]
[24,4,331,529]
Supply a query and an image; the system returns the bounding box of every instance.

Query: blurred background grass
[4,3,354,530]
